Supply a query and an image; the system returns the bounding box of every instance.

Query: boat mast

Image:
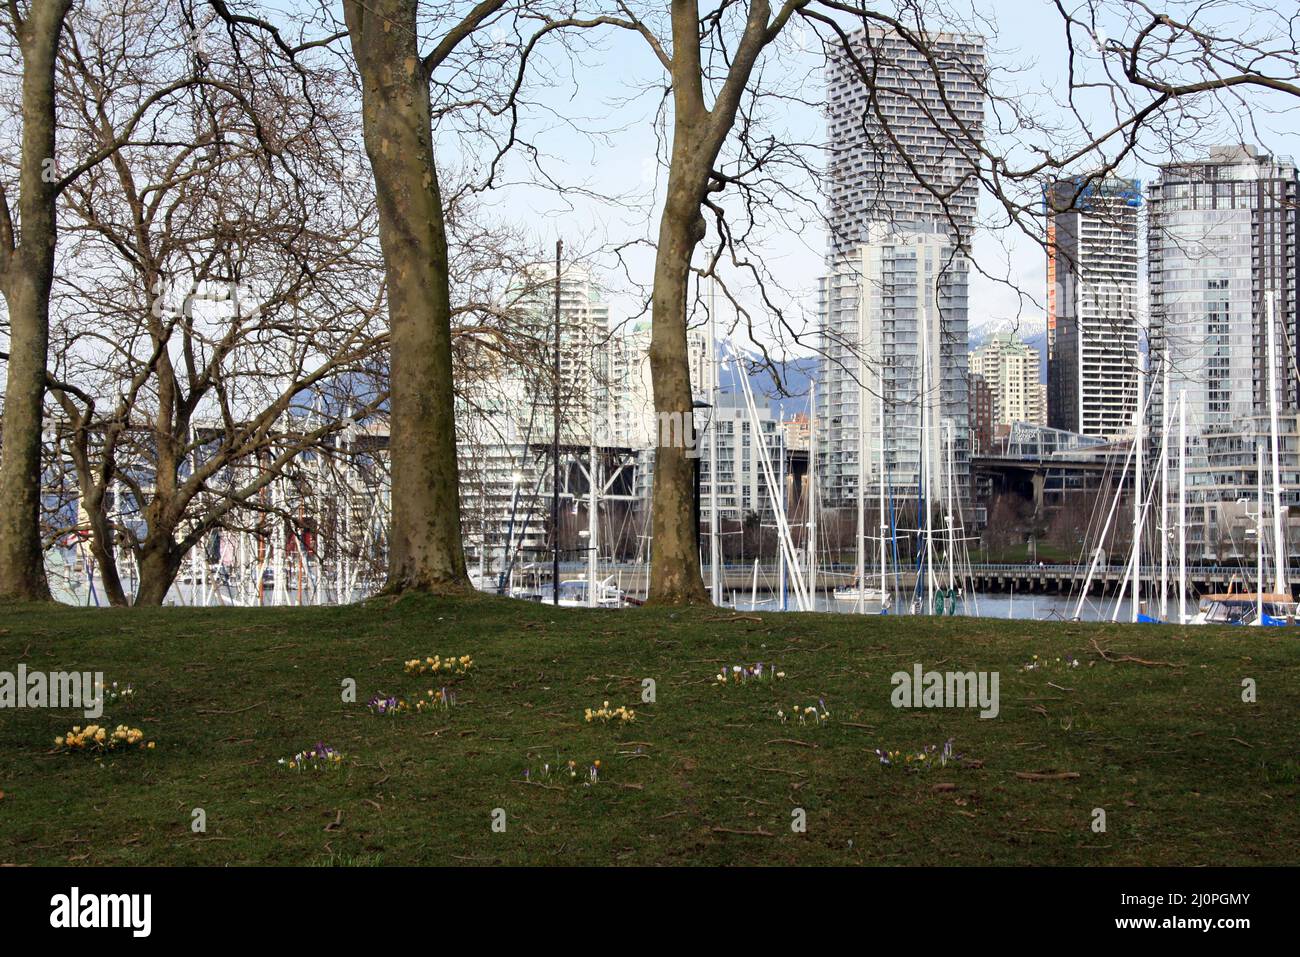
[1160,358,1170,620]
[945,420,956,597]
[709,275,722,606]
[1131,351,1145,622]
[855,261,867,615]
[920,300,935,614]
[778,414,787,611]
[1178,391,1187,624]
[588,339,598,608]
[1257,439,1265,624]
[807,382,817,599]
[878,357,888,607]
[1266,289,1287,595]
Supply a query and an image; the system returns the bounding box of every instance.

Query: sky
[242,1,1300,365]
[440,1,1300,362]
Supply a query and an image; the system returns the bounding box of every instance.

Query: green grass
[1,594,1296,865]
[979,542,1080,564]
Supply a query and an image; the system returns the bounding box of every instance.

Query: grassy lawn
[1,594,1296,866]
[978,542,1081,565]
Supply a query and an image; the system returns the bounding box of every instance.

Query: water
[51,558,1125,622]
[733,591,1115,622]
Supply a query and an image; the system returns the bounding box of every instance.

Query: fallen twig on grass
[196,702,263,715]
[1090,638,1179,668]
[1015,771,1081,781]
[766,738,818,749]
[710,826,774,836]
[746,764,806,777]
[1227,737,1253,748]
[324,809,343,831]
[704,614,764,623]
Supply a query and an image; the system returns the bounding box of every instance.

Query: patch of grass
[0,594,1296,865]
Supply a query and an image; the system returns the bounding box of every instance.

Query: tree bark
[645,0,787,605]
[344,0,470,595]
[82,487,128,607]
[134,539,181,607]
[0,1,74,602]
[647,187,711,605]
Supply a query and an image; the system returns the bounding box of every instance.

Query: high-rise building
[825,26,985,252]
[1148,145,1298,431]
[818,27,984,509]
[459,262,615,578]
[968,372,993,455]
[968,332,1046,429]
[631,392,784,522]
[1045,175,1142,440]
[818,225,970,507]
[1146,145,1300,560]
[606,321,710,450]
[515,263,613,446]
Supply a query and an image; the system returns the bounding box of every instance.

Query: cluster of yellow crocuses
[403,654,474,676]
[55,724,154,752]
[584,700,635,724]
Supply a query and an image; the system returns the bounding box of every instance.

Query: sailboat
[832,579,890,612]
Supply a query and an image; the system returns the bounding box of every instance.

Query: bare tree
[41,3,387,604]
[0,1,72,601]
[1,0,225,601]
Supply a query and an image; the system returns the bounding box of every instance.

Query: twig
[705,614,763,623]
[710,825,773,836]
[1090,638,1179,668]
[766,738,818,748]
[196,702,263,715]
[1015,771,1081,781]
[746,764,806,777]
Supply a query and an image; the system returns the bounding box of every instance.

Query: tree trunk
[84,497,128,607]
[134,540,181,606]
[0,1,73,602]
[643,0,784,605]
[647,189,711,605]
[344,1,469,596]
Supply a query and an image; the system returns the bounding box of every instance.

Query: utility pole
[552,239,563,605]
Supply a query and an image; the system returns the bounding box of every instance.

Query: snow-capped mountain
[968,317,1049,383]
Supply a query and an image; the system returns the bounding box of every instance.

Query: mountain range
[732,317,1047,421]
